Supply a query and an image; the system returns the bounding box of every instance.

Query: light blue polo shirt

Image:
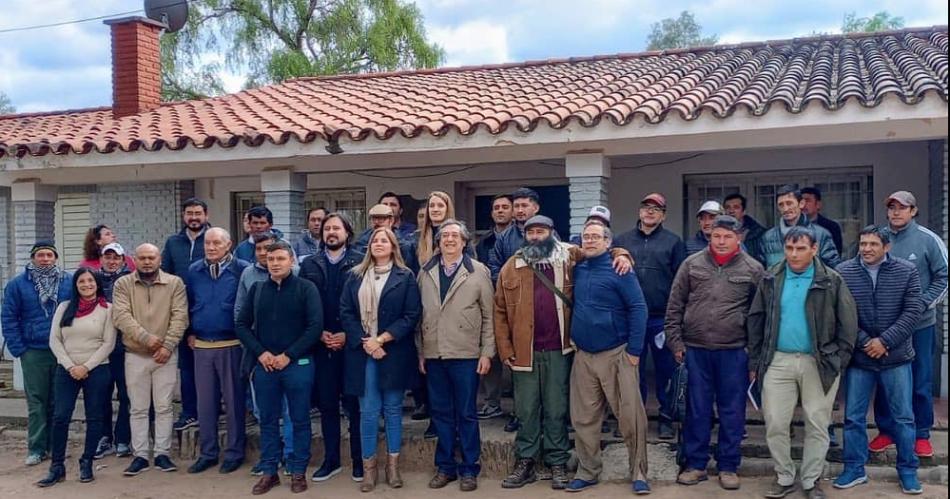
[777,262,815,354]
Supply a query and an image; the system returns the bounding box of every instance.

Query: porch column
[261,168,306,245]
[566,153,611,238]
[11,180,57,269]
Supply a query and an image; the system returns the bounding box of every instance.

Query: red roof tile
[1,27,946,159]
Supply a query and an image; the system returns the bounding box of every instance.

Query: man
[666,215,764,490]
[568,205,611,245]
[417,220,495,492]
[724,193,767,261]
[293,207,326,260]
[354,204,411,254]
[568,221,650,494]
[494,215,632,490]
[236,241,323,495]
[161,197,210,433]
[299,212,365,483]
[378,191,417,240]
[748,226,858,499]
[475,194,514,421]
[686,201,723,256]
[184,228,250,475]
[801,187,843,254]
[488,187,541,282]
[235,206,290,263]
[834,225,924,495]
[2,241,72,466]
[870,191,948,458]
[614,192,686,440]
[94,242,134,459]
[112,243,189,476]
[758,185,839,269]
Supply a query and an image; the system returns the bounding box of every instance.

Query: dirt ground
[0,436,945,499]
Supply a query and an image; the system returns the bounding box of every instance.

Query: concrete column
[11,180,57,269]
[261,168,306,244]
[566,153,611,238]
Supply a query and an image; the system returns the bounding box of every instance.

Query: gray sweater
[888,220,948,328]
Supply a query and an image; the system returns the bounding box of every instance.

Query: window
[305,188,367,234]
[685,167,873,256]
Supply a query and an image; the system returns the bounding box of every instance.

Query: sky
[0,0,946,113]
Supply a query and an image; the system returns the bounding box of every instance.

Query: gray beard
[521,237,556,265]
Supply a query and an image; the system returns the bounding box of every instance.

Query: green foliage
[841,11,905,34]
[162,0,444,100]
[646,11,718,51]
[0,91,14,114]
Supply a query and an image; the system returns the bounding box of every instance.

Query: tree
[0,91,14,114]
[162,0,444,101]
[841,11,905,33]
[646,11,718,51]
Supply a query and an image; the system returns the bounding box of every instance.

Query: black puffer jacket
[614,224,687,316]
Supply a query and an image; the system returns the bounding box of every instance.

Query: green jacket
[747,257,858,393]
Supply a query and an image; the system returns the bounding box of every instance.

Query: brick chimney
[103,17,165,119]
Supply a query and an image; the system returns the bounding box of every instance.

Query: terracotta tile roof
[1,27,946,159]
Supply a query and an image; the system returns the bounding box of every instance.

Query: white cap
[696,200,723,216]
[101,242,126,256]
[587,205,611,223]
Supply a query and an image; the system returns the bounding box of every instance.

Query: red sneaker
[914,439,934,458]
[868,434,894,453]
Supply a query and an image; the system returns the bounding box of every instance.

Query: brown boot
[252,474,280,495]
[385,453,403,488]
[290,473,307,493]
[359,457,377,493]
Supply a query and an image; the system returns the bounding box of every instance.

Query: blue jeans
[639,316,675,421]
[843,363,918,477]
[178,341,197,419]
[426,359,481,477]
[873,326,934,439]
[252,358,314,475]
[358,359,403,459]
[683,347,747,473]
[51,365,111,464]
[250,383,293,459]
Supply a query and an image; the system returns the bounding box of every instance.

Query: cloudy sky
[0,0,946,113]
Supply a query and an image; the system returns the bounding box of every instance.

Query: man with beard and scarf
[494,216,633,490]
[93,242,134,459]
[112,243,189,476]
[161,198,210,433]
[2,241,73,466]
[300,212,367,483]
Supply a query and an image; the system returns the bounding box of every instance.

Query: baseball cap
[640,193,667,209]
[711,215,741,233]
[368,204,394,217]
[885,190,917,208]
[696,200,723,216]
[101,242,126,256]
[524,215,554,230]
[587,205,611,223]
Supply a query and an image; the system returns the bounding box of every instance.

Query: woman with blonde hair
[340,228,422,492]
[413,191,455,270]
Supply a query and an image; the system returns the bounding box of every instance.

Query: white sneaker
[25,453,47,466]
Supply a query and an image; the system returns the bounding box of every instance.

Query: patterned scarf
[358,262,393,339]
[27,262,64,316]
[75,296,108,319]
[207,253,234,280]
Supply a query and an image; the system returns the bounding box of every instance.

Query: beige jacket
[112,270,189,355]
[417,255,495,360]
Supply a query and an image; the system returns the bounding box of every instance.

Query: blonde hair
[351,227,409,277]
[417,191,455,265]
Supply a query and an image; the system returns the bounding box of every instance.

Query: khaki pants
[762,352,840,489]
[570,345,648,482]
[126,351,178,459]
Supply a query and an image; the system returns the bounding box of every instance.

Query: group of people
[1,185,945,498]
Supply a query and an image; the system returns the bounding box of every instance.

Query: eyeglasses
[639,205,665,214]
[581,234,605,242]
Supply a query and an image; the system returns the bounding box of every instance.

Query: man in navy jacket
[568,221,649,494]
[184,228,250,475]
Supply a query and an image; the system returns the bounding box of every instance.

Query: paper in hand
[655,330,666,350]
[747,379,760,412]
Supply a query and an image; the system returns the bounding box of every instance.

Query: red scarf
[75,296,108,319]
[709,246,741,267]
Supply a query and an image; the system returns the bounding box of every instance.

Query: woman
[413,191,455,269]
[340,228,421,492]
[78,225,135,270]
[38,268,116,487]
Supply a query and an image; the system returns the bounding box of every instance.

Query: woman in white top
[37,268,116,487]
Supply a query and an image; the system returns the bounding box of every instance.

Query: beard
[324,238,345,251]
[521,236,556,265]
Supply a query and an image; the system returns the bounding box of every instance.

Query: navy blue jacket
[234,228,287,264]
[488,223,524,282]
[1,268,73,357]
[339,266,422,396]
[836,255,924,371]
[185,258,250,341]
[614,223,687,316]
[299,247,364,342]
[571,252,648,356]
[684,231,709,256]
[161,225,208,276]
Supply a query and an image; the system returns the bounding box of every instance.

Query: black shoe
[412,404,430,421]
[424,423,437,439]
[219,459,243,474]
[550,464,569,490]
[601,420,611,434]
[124,457,150,476]
[173,416,198,431]
[502,458,537,488]
[79,458,94,483]
[504,416,521,433]
[658,420,675,440]
[188,457,218,474]
[310,462,342,482]
[36,464,65,487]
[351,460,364,482]
[154,455,178,472]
